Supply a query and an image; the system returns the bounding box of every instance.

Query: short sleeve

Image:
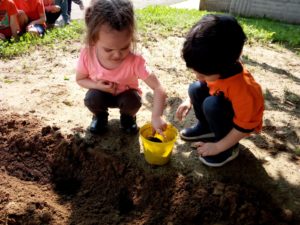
[37,0,45,16]
[231,81,264,132]
[134,55,151,80]
[7,0,18,16]
[76,47,89,75]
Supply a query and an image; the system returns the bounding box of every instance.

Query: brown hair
[84,0,136,47]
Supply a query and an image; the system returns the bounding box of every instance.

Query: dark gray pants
[84,89,142,117]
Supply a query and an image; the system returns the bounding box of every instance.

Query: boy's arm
[194,128,248,156]
[143,74,167,132]
[176,97,192,121]
[10,14,20,38]
[215,128,248,152]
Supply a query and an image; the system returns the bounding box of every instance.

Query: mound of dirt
[0,112,295,225]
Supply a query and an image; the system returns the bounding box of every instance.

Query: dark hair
[182,14,247,76]
[84,0,135,46]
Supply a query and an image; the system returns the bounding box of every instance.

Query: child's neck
[96,48,126,70]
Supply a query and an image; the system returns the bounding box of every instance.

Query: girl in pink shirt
[76,0,167,135]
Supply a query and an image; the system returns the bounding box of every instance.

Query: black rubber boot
[89,112,108,134]
[120,114,139,134]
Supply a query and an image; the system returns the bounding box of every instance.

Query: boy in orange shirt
[176,14,264,167]
[14,0,46,36]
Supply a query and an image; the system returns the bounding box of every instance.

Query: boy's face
[193,70,220,82]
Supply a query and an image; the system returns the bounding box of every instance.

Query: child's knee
[203,96,233,118]
[84,91,99,108]
[188,81,208,101]
[203,96,222,115]
[119,91,142,114]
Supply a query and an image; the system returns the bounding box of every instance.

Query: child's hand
[97,80,117,95]
[176,99,191,121]
[0,33,6,40]
[50,5,61,13]
[192,142,221,156]
[151,116,167,136]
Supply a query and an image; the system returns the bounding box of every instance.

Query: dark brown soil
[0,111,297,225]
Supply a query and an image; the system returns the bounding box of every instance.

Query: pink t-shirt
[77,47,151,95]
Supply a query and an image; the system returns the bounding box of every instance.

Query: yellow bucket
[140,123,178,166]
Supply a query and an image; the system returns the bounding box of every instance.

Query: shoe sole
[180,131,215,141]
[199,147,239,167]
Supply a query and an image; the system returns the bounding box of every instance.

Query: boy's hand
[192,142,221,156]
[176,99,191,121]
[151,116,167,136]
[97,80,117,95]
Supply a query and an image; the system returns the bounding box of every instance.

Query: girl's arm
[76,71,117,95]
[143,74,167,133]
[76,71,99,90]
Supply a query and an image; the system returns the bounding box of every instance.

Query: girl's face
[96,23,132,69]
[193,70,220,82]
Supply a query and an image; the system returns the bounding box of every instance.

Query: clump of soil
[0,112,296,225]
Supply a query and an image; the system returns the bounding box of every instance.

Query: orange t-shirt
[206,67,264,133]
[14,0,44,22]
[0,0,18,37]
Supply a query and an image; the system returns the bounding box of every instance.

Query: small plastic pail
[140,123,178,166]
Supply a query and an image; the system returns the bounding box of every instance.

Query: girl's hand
[192,142,221,157]
[176,99,191,121]
[151,116,167,136]
[97,80,117,95]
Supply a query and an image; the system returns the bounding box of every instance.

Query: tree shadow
[50,124,300,224]
[243,56,300,84]
[2,103,299,224]
[173,142,300,222]
[2,86,294,224]
[235,56,300,163]
[242,87,300,162]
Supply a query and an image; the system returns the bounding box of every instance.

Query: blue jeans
[188,81,234,141]
[55,0,69,24]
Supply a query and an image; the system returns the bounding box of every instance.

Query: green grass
[1,6,300,58]
[136,6,206,36]
[0,20,85,58]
